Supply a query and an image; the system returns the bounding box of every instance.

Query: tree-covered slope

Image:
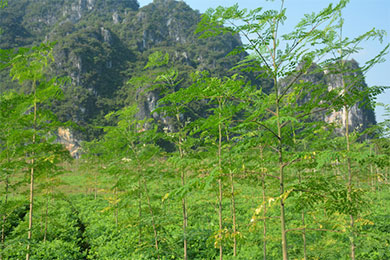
[0,0,375,140]
[1,0,251,140]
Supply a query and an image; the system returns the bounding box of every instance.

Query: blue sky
[139,0,390,122]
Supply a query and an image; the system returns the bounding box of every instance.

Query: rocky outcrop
[324,60,376,132]
[57,127,81,159]
[285,60,376,133]
[278,59,376,135]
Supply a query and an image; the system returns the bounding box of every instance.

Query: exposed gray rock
[100,27,112,43]
[56,127,81,159]
[112,11,121,24]
[324,61,376,132]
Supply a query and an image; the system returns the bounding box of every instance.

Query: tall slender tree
[196,1,388,259]
[8,43,69,260]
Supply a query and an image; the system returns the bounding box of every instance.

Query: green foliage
[1,198,85,259]
[0,0,6,8]
[0,41,72,259]
[1,1,389,260]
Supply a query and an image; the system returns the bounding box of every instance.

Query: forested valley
[1,0,390,259]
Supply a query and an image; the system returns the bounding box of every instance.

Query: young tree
[322,10,388,257]
[145,52,250,258]
[85,102,163,259]
[146,51,192,260]
[0,92,29,258]
[180,73,249,259]
[196,1,388,259]
[8,43,70,260]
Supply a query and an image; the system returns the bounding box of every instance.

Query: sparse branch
[277,19,328,70]
[228,20,272,72]
[251,120,280,141]
[282,157,302,168]
[266,108,277,117]
[286,227,344,234]
[278,70,305,103]
[244,170,280,180]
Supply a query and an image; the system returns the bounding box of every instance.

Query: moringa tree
[196,0,388,259]
[7,43,70,260]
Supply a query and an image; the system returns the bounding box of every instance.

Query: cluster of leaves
[0,37,72,258]
[2,197,86,260]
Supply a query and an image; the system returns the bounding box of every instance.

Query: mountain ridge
[1,0,248,140]
[0,0,376,141]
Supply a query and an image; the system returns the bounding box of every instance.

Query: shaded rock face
[0,0,139,47]
[128,0,243,66]
[57,128,81,159]
[134,0,197,50]
[289,60,376,133]
[324,60,376,133]
[39,0,139,25]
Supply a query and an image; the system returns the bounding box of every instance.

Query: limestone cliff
[324,60,376,132]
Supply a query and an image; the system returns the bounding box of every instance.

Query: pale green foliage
[377,103,390,137]
[0,0,6,8]
[144,51,169,69]
[0,42,71,258]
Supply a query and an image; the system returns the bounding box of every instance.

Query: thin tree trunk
[350,214,355,259]
[293,125,307,260]
[369,146,375,191]
[218,177,223,260]
[181,185,188,260]
[1,176,9,259]
[43,179,50,243]
[26,136,35,259]
[114,186,118,228]
[262,173,267,260]
[259,144,267,260]
[143,180,160,260]
[1,141,10,255]
[345,107,356,260]
[276,94,288,260]
[271,8,288,257]
[182,175,188,260]
[299,174,307,260]
[226,132,237,257]
[375,167,380,192]
[26,80,37,260]
[218,104,223,260]
[387,167,390,185]
[94,168,98,200]
[337,21,356,258]
[302,211,307,259]
[1,179,8,244]
[176,112,188,260]
[230,169,237,257]
[278,154,288,260]
[138,176,142,246]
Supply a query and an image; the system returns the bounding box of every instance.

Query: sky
[139,0,390,122]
